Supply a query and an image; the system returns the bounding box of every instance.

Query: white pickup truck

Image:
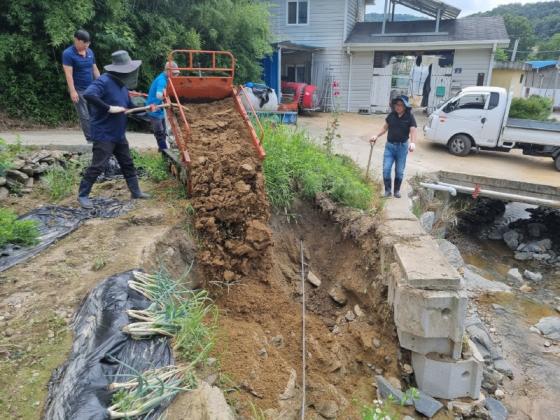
[423,86,560,171]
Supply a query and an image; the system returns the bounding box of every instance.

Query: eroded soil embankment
[184,98,272,286]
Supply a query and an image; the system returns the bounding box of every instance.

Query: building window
[520,74,524,84]
[286,64,307,83]
[477,72,485,86]
[287,1,309,25]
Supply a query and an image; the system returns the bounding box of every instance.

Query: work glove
[108,106,126,114]
[156,91,164,100]
[409,143,416,152]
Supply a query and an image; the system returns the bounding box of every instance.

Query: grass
[361,388,419,420]
[0,208,39,248]
[42,162,82,201]
[0,137,25,176]
[131,150,170,183]
[262,124,376,211]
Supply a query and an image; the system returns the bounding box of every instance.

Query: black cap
[74,29,90,43]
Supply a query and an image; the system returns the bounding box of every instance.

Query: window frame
[286,64,307,83]
[287,0,310,26]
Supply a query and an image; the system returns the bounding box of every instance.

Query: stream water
[451,202,560,420]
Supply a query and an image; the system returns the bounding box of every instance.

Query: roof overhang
[493,61,530,71]
[392,0,461,19]
[345,40,510,51]
[272,41,323,52]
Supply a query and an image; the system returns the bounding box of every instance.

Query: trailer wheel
[448,134,472,156]
[555,155,560,171]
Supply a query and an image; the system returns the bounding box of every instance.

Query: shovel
[125,103,189,115]
[365,141,375,180]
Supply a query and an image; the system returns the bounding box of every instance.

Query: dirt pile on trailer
[184,98,272,285]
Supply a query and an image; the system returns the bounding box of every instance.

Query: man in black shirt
[370,96,417,198]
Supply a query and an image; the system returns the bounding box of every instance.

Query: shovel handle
[365,142,374,180]
[124,104,169,115]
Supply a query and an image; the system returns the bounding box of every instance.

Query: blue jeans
[149,117,168,150]
[383,141,408,193]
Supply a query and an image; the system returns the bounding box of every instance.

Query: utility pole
[553,55,560,113]
[511,39,519,62]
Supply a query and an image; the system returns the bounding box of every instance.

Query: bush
[262,124,376,211]
[131,150,169,183]
[509,95,552,121]
[0,208,40,247]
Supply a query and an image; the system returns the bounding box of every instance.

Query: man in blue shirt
[62,30,100,143]
[145,61,179,151]
[77,50,150,209]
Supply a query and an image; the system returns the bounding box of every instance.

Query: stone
[514,252,532,261]
[537,239,552,250]
[4,328,14,337]
[21,165,34,176]
[315,400,339,419]
[345,310,356,322]
[556,306,560,314]
[523,270,543,282]
[306,271,321,287]
[0,187,8,200]
[387,376,402,390]
[522,242,547,253]
[394,237,462,290]
[482,368,504,393]
[373,338,381,348]
[279,369,297,400]
[328,286,347,305]
[493,359,514,379]
[33,163,49,175]
[271,335,284,348]
[494,389,505,399]
[520,284,533,293]
[207,357,217,367]
[411,340,483,400]
[402,363,413,375]
[375,376,413,405]
[534,316,560,340]
[5,169,28,183]
[527,223,546,238]
[354,305,364,318]
[11,159,25,170]
[25,177,34,188]
[413,390,443,418]
[530,326,542,334]
[420,211,435,232]
[485,397,508,420]
[533,253,552,261]
[397,329,463,359]
[176,381,234,419]
[451,401,474,416]
[463,266,511,295]
[234,181,251,193]
[0,177,5,186]
[507,268,523,283]
[466,320,501,363]
[436,238,465,270]
[544,340,552,347]
[503,230,520,250]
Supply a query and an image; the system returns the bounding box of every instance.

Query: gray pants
[74,90,92,143]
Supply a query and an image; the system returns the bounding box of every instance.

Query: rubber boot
[394,178,403,198]
[157,139,168,152]
[126,176,151,199]
[383,177,392,197]
[78,179,94,209]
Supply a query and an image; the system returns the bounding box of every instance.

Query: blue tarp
[262,50,279,96]
[526,60,557,70]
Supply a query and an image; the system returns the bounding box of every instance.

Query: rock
[530,326,542,334]
[354,305,364,318]
[556,306,560,314]
[373,338,381,348]
[527,223,546,238]
[207,357,217,367]
[234,180,251,194]
[0,177,5,186]
[451,401,474,416]
[240,163,255,175]
[537,239,552,250]
[271,335,284,348]
[533,253,552,261]
[25,177,34,188]
[223,270,235,282]
[402,363,413,375]
[436,238,464,269]
[523,270,543,282]
[5,169,28,183]
[258,348,267,358]
[4,328,14,337]
[544,340,552,347]
[520,283,533,293]
[375,376,413,405]
[21,165,34,176]
[176,381,235,419]
[535,316,560,340]
[345,310,356,322]
[494,389,505,399]
[514,251,532,261]
[414,390,443,418]
[503,230,520,250]
[387,376,401,390]
[466,320,500,362]
[0,187,8,200]
[315,400,339,419]
[485,397,508,420]
[463,266,511,294]
[328,286,347,305]
[33,163,49,175]
[493,359,514,379]
[306,271,321,287]
[420,211,435,232]
[11,159,25,170]
[523,242,547,253]
[507,268,523,283]
[279,369,297,400]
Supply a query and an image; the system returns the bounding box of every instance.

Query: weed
[42,162,82,201]
[323,111,341,155]
[0,208,39,248]
[0,137,26,176]
[91,256,107,272]
[361,388,419,420]
[248,401,267,420]
[131,150,169,183]
[262,124,376,211]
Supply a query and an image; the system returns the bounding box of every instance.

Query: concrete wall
[492,68,525,97]
[348,51,374,112]
[452,48,493,87]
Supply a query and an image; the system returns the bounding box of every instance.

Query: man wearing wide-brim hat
[78,50,150,209]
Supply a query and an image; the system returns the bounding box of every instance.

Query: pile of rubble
[0,150,82,199]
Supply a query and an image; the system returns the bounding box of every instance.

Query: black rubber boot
[383,177,392,197]
[125,177,151,199]
[394,178,403,198]
[77,179,94,209]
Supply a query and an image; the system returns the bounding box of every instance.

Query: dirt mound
[184,98,272,285]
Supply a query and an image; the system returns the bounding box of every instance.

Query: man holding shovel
[77,50,150,209]
[370,95,417,198]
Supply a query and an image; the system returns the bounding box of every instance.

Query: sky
[366,0,555,17]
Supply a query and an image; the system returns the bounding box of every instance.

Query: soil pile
[184,98,272,285]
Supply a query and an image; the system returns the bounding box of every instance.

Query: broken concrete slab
[375,376,413,406]
[413,390,444,418]
[383,196,417,221]
[394,237,462,290]
[393,284,468,344]
[411,341,483,400]
[397,330,462,359]
[378,219,427,240]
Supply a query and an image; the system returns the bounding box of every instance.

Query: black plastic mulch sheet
[0,198,133,273]
[43,271,174,420]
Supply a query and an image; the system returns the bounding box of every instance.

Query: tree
[0,0,272,124]
[495,48,509,62]
[502,14,536,61]
[535,33,560,60]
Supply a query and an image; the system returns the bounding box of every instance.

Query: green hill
[365,12,420,22]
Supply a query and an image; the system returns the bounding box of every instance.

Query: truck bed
[503,118,560,147]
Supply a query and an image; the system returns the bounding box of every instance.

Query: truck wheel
[448,134,472,156]
[555,155,560,171]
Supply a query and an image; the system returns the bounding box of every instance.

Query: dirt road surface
[299,112,560,188]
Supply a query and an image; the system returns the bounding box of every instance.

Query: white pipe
[437,182,560,208]
[420,182,457,196]
[347,51,353,112]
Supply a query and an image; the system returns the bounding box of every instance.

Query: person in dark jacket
[370,95,417,198]
[77,50,150,209]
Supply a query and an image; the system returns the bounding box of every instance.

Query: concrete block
[375,376,413,406]
[383,195,418,221]
[393,284,468,343]
[387,262,402,304]
[394,237,462,290]
[413,390,444,418]
[397,330,462,359]
[411,341,483,400]
[378,219,427,240]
